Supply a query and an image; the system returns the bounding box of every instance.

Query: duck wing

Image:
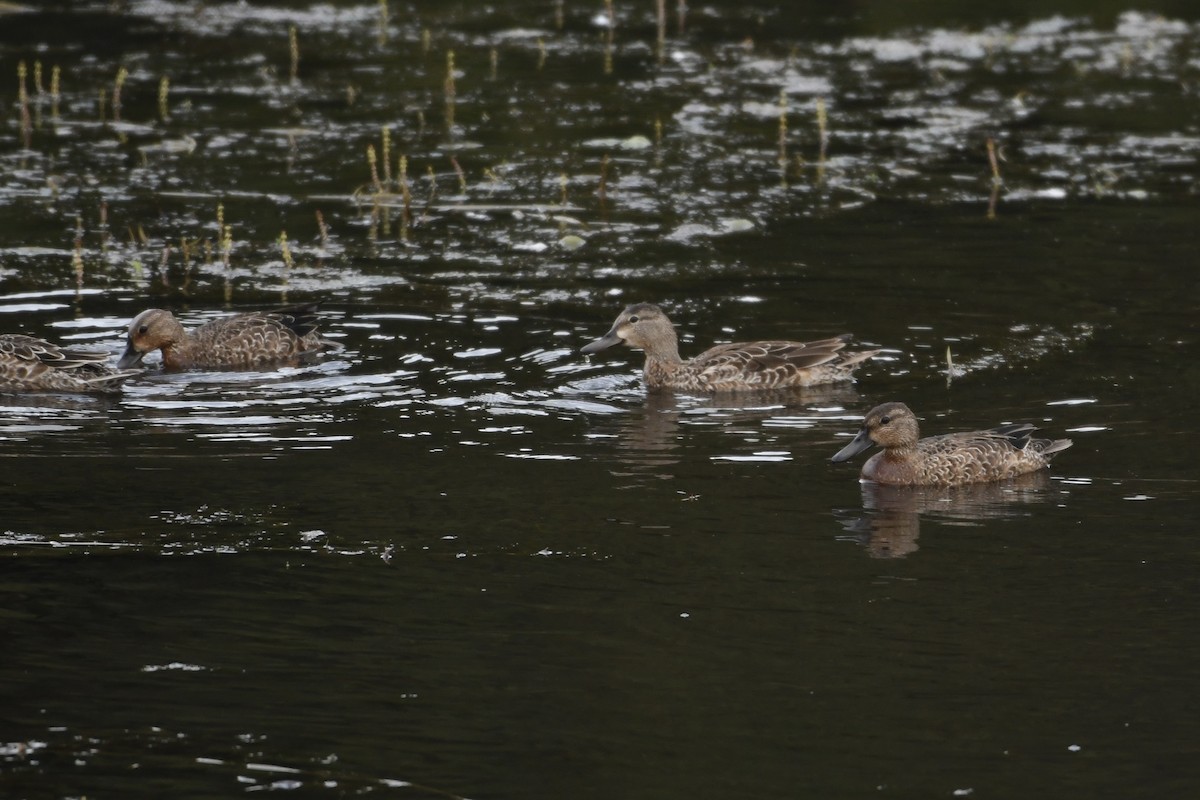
[186,304,333,366]
[690,335,851,383]
[270,303,323,339]
[916,425,1071,484]
[0,334,111,370]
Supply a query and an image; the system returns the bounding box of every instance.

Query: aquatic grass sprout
[0,6,1196,289]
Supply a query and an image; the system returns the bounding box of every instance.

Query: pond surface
[1,1,1198,798]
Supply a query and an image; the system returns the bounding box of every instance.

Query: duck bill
[116,344,145,370]
[580,328,622,354]
[830,429,874,463]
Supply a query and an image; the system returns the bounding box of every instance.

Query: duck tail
[83,369,143,392]
[273,303,323,338]
[1038,437,1073,457]
[315,337,344,354]
[838,348,881,368]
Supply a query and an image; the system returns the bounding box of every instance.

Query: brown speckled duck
[117,303,335,371]
[580,302,878,392]
[0,334,141,394]
[831,401,1072,486]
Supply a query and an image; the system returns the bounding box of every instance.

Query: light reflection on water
[2,8,1196,288]
[1,2,1199,799]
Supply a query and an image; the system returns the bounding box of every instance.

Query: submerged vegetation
[0,5,1197,799]
[1,3,1195,303]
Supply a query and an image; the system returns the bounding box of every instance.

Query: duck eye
[138,325,149,335]
[880,415,891,425]
[628,315,639,323]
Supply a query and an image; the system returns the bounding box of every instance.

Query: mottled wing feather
[197,315,294,364]
[0,334,136,393]
[50,348,114,369]
[690,337,851,389]
[917,428,1057,485]
[270,303,323,338]
[191,306,327,366]
[1,334,110,369]
[986,423,1037,448]
[2,334,65,365]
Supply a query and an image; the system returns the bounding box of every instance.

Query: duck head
[831,401,920,462]
[118,309,185,369]
[580,303,679,359]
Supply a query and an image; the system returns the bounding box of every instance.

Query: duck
[830,401,1072,486]
[0,333,141,394]
[117,303,335,370]
[580,302,878,392]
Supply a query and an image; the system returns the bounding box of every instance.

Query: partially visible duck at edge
[580,302,879,393]
[117,303,337,371]
[831,401,1073,487]
[0,333,141,394]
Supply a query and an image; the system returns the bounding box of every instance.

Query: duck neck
[158,322,193,369]
[642,327,683,366]
[883,444,917,461]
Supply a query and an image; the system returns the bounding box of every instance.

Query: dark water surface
[1,1,1198,798]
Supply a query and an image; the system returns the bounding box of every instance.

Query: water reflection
[6,5,1196,292]
[582,386,866,482]
[1,3,1198,798]
[834,471,1057,558]
[591,391,687,479]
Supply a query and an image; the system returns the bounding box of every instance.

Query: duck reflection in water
[588,385,866,484]
[834,471,1055,558]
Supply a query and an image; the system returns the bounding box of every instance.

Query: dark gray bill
[116,344,145,370]
[830,429,874,462]
[580,329,621,354]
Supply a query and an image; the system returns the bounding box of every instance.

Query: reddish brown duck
[117,303,335,370]
[580,302,878,392]
[831,401,1073,486]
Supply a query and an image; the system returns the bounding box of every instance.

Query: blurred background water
[1,1,1198,797]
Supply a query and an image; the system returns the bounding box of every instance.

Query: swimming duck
[580,302,878,392]
[117,303,335,370]
[0,333,141,394]
[831,401,1072,486]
